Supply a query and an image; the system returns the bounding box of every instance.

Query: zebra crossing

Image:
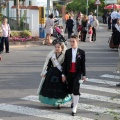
[0,73,120,120]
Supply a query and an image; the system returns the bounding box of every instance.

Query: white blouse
[1,24,10,37]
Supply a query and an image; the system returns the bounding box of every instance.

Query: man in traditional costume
[62,35,86,116]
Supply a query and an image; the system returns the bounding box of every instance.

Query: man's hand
[82,76,87,81]
[62,76,66,83]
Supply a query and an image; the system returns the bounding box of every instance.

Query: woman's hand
[41,74,46,78]
[62,76,66,83]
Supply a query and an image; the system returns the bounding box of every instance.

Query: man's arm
[62,50,67,76]
[81,51,86,77]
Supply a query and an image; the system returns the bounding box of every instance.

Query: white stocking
[72,95,79,113]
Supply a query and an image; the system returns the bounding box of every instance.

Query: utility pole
[16,0,20,29]
[86,0,88,15]
[47,0,50,17]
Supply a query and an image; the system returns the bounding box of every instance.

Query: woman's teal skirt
[39,95,71,106]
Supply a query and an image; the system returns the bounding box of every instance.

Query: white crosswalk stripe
[87,78,119,86]
[81,84,120,94]
[21,95,120,116]
[81,93,120,105]
[1,74,120,119]
[0,103,93,120]
[101,74,120,79]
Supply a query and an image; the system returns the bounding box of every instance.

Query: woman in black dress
[37,42,71,107]
[113,19,120,87]
[81,15,88,42]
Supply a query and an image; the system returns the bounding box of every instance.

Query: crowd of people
[64,11,99,42]
[43,10,100,46]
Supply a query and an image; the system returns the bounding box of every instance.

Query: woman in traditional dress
[37,42,71,108]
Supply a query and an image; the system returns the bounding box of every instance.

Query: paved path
[0,26,120,120]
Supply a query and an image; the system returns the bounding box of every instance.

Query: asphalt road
[0,25,120,120]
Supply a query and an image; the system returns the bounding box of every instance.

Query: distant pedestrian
[91,16,99,41]
[69,11,74,20]
[45,14,54,45]
[54,9,59,18]
[113,19,120,47]
[102,12,107,24]
[88,25,93,42]
[107,11,112,30]
[81,15,88,42]
[0,18,10,53]
[64,12,70,33]
[111,10,118,31]
[88,12,93,25]
[66,16,74,39]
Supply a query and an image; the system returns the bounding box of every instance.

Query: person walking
[38,42,71,108]
[107,11,112,30]
[64,12,70,33]
[62,35,86,116]
[66,16,74,39]
[54,9,59,18]
[0,18,10,53]
[88,25,93,42]
[112,19,120,87]
[102,12,107,24]
[45,14,54,45]
[81,15,88,42]
[77,16,83,40]
[88,12,93,25]
[91,16,99,41]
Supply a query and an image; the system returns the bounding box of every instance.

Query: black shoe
[0,51,3,54]
[116,83,120,87]
[6,51,10,53]
[71,103,74,108]
[57,105,61,109]
[72,112,76,116]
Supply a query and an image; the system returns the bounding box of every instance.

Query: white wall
[29,10,39,36]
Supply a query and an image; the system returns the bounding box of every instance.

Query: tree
[16,0,20,29]
[66,0,106,15]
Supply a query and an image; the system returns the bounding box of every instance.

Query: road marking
[101,74,120,79]
[81,93,120,105]
[21,96,120,116]
[22,94,120,106]
[87,78,119,86]
[0,103,93,120]
[81,85,120,94]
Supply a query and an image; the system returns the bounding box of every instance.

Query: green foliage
[11,30,32,37]
[66,0,106,15]
[11,31,20,37]
[20,12,26,30]
[20,30,32,37]
[0,13,3,24]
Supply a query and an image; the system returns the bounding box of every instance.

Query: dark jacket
[62,48,86,76]
[113,25,120,45]
[66,19,74,28]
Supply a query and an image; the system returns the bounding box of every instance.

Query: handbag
[109,35,118,49]
[82,27,88,32]
[78,25,82,31]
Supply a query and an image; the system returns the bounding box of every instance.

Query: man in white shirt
[88,12,93,25]
[91,16,99,41]
[54,9,59,18]
[62,35,86,116]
